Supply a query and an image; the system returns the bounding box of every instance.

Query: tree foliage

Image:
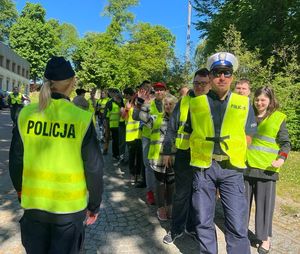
[73,1,176,90]
[9,3,58,81]
[193,0,300,61]
[0,0,18,42]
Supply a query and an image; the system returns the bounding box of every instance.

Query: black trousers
[171,149,194,234]
[127,139,143,176]
[20,215,85,254]
[244,177,276,240]
[110,127,119,158]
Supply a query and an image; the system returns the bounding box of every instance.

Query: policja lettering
[27,120,76,138]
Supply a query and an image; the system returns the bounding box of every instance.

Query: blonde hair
[39,77,75,111]
[163,94,178,112]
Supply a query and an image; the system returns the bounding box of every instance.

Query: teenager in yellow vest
[148,94,178,221]
[162,68,211,244]
[187,52,257,254]
[9,56,103,254]
[245,86,290,253]
[121,87,143,183]
[133,81,167,205]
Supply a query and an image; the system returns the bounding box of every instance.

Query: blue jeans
[142,137,155,192]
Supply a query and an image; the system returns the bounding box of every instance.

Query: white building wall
[0,42,30,95]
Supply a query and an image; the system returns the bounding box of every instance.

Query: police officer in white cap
[185,52,257,254]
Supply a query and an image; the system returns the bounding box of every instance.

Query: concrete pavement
[0,108,299,254]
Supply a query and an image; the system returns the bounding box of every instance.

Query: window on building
[0,55,3,67]
[12,62,16,73]
[26,70,29,79]
[22,68,25,77]
[17,65,21,75]
[6,59,10,70]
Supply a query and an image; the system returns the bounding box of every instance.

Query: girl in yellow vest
[244,86,291,254]
[9,56,103,254]
[148,94,178,221]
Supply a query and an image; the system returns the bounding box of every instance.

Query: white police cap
[206,52,239,72]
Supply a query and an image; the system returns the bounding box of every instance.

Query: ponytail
[39,79,52,112]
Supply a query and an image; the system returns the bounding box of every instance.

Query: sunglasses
[211,69,233,78]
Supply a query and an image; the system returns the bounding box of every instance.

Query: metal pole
[185,0,192,64]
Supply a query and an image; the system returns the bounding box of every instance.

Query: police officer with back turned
[9,56,103,254]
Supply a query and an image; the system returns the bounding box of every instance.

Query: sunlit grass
[277,151,300,203]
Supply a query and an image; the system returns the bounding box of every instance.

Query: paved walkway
[0,108,299,254]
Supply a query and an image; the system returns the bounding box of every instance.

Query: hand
[85,210,99,225]
[163,155,173,168]
[137,88,151,104]
[271,158,284,168]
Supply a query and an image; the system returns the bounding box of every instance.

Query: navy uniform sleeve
[162,101,181,154]
[245,103,257,136]
[9,124,24,194]
[81,123,104,214]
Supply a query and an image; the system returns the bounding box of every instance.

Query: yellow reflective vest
[175,95,191,150]
[148,111,164,163]
[10,93,22,104]
[18,99,93,213]
[247,111,286,172]
[126,107,141,142]
[142,100,159,138]
[107,101,120,128]
[97,97,109,114]
[189,93,249,168]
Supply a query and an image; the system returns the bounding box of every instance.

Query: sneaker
[184,229,197,239]
[146,191,155,205]
[157,208,168,221]
[163,231,183,245]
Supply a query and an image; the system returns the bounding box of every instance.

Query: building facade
[0,42,30,94]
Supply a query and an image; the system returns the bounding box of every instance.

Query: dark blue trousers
[20,215,85,254]
[171,149,194,234]
[192,160,250,254]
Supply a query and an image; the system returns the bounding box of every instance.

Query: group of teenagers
[9,52,290,254]
[99,52,291,254]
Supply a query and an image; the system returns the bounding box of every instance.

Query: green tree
[125,22,175,85]
[193,0,300,61]
[48,19,79,59]
[102,0,138,42]
[9,3,58,81]
[0,0,18,42]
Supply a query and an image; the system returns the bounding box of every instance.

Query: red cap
[153,82,167,90]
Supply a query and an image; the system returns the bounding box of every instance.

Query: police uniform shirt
[184,90,257,155]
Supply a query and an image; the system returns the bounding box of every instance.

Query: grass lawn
[277,151,300,204]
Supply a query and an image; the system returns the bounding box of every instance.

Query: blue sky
[14,0,200,58]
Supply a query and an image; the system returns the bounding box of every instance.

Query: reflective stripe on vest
[142,100,159,138]
[11,93,22,104]
[189,93,249,168]
[126,107,140,142]
[247,111,286,172]
[108,102,120,128]
[175,96,191,150]
[18,99,92,213]
[148,111,163,163]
